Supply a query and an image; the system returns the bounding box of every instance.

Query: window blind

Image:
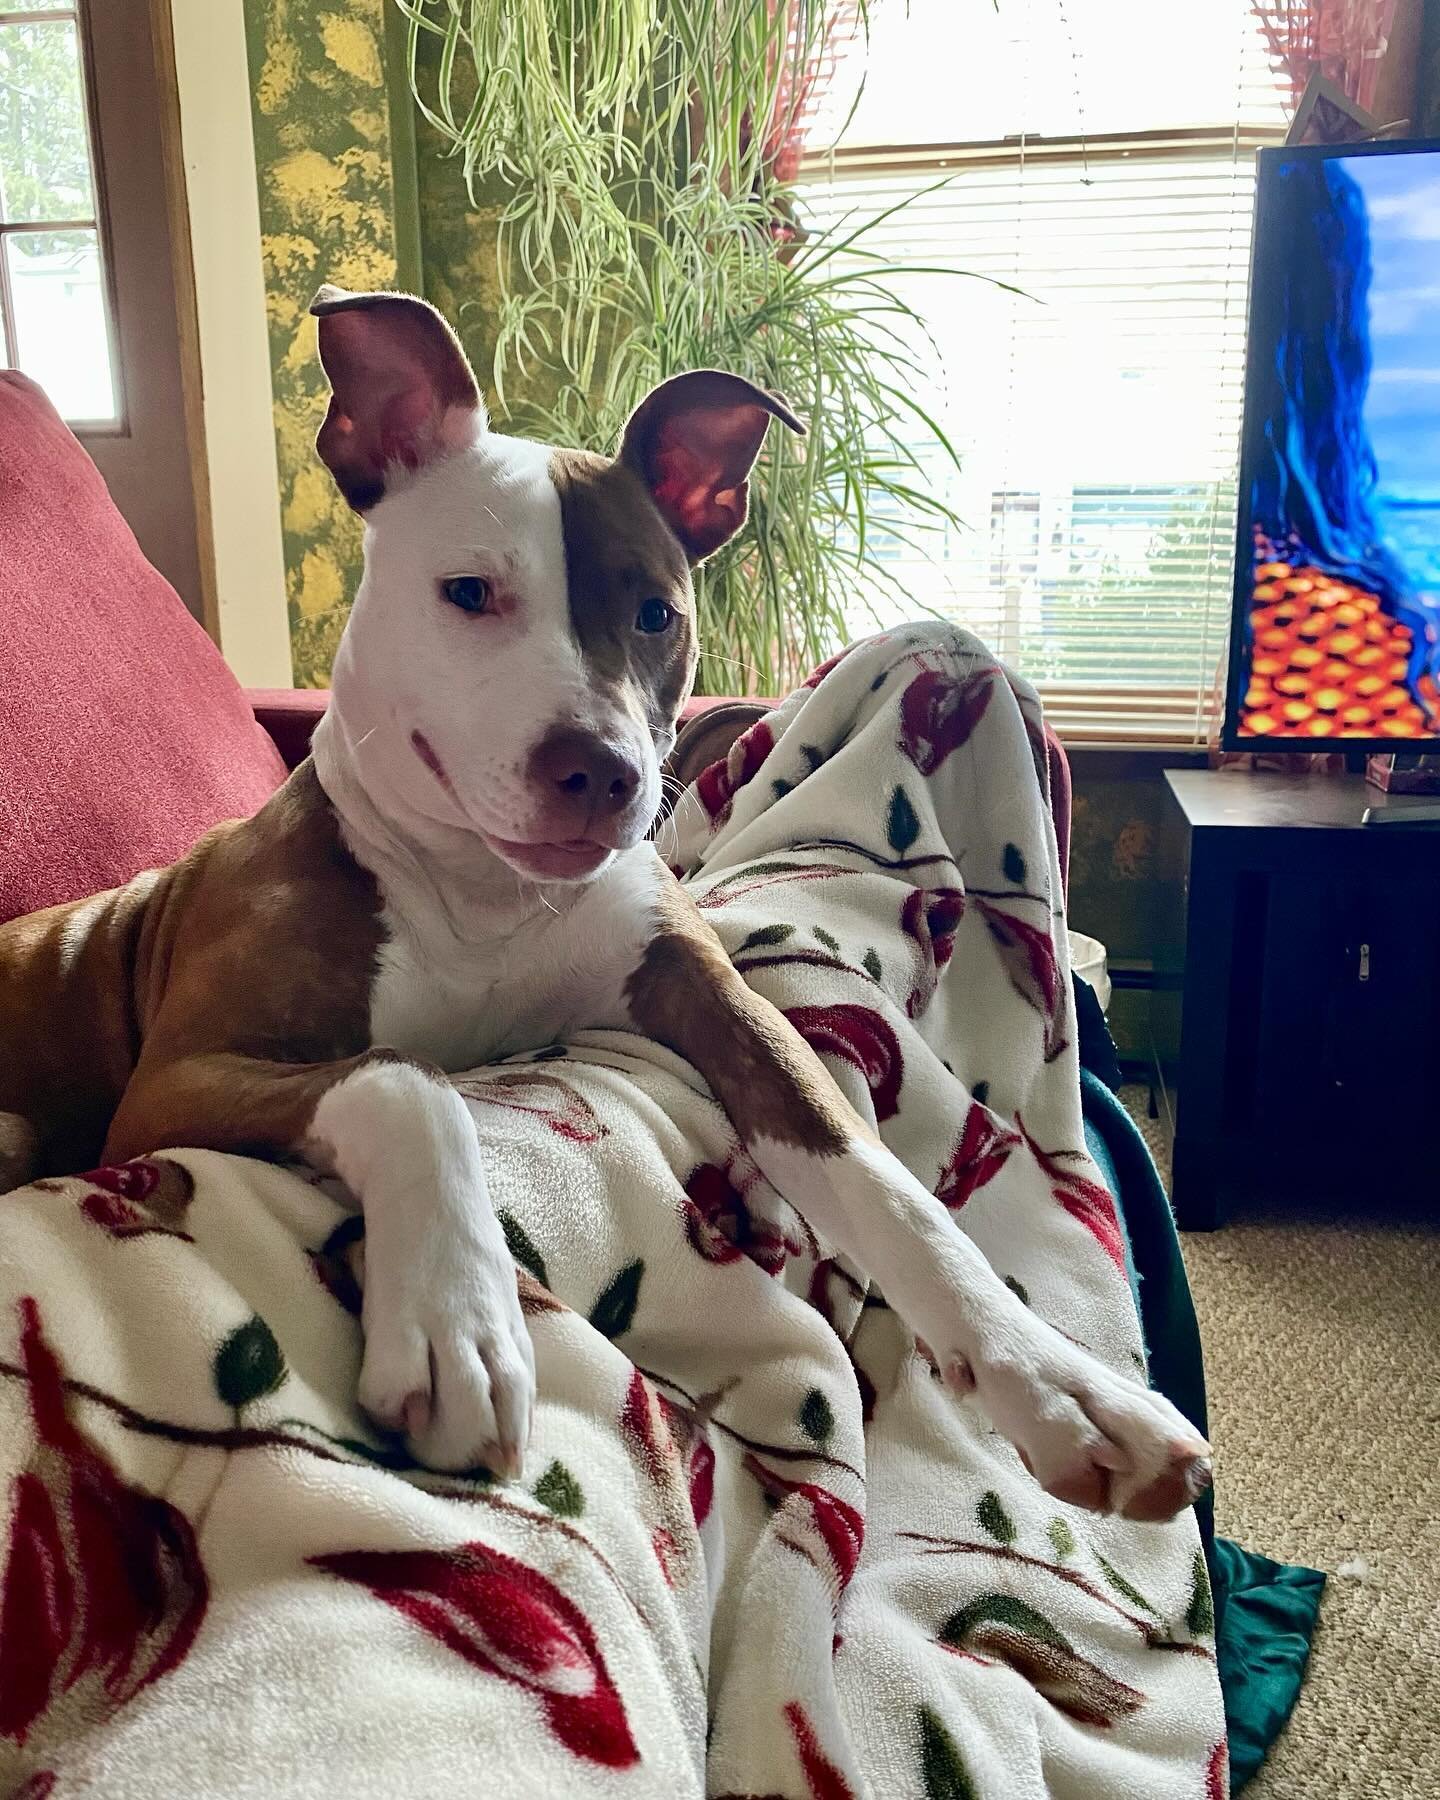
[795,0,1292,744]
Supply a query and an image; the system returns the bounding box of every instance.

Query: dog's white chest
[364,848,663,1072]
[368,924,575,1070]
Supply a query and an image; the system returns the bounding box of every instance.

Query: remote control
[1362,802,1440,826]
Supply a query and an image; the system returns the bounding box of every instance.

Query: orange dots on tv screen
[1238,562,1434,741]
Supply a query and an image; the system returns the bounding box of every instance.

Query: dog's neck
[311,702,591,953]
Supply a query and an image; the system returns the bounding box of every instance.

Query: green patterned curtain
[243,0,422,686]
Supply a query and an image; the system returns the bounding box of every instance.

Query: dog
[0,285,1211,1518]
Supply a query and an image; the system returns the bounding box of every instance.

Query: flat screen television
[1224,139,1440,752]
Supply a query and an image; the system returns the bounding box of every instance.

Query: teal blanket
[1080,1067,1324,1792]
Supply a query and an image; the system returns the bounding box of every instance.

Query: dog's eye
[636,598,675,634]
[441,576,491,615]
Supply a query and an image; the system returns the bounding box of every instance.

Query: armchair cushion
[248,688,330,770]
[0,374,286,923]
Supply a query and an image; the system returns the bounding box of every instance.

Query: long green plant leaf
[399,0,986,693]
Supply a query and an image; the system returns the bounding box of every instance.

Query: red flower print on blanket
[783,1003,903,1123]
[311,1539,640,1769]
[976,898,1068,1062]
[659,1398,715,1534]
[743,1456,863,1606]
[0,1298,208,1757]
[784,1700,858,1800]
[935,1101,1022,1212]
[619,1369,714,1583]
[697,716,776,823]
[683,1159,806,1275]
[801,644,858,690]
[75,1158,196,1242]
[1001,667,1052,791]
[1018,1118,1126,1274]
[454,1070,608,1144]
[899,886,966,1017]
[898,666,997,775]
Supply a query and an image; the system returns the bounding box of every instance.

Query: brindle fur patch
[0,1113,37,1191]
[624,877,864,1157]
[549,448,696,736]
[0,762,390,1180]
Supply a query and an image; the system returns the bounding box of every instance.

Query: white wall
[168,0,293,687]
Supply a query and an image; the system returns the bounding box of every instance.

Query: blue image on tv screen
[1234,145,1440,745]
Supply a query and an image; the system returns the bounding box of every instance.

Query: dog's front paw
[358,1220,536,1478]
[955,1323,1211,1520]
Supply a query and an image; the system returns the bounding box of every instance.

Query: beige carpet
[1120,1086,1440,1797]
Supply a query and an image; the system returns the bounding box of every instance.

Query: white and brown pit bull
[0,285,1211,1516]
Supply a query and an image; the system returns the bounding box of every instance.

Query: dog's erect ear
[310,285,483,512]
[619,371,805,561]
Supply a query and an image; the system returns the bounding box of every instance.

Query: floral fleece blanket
[0,625,1226,1799]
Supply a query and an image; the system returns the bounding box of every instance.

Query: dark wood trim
[74,0,128,431]
[147,0,219,642]
[1371,0,1423,133]
[1063,744,1209,781]
[71,0,205,615]
[0,217,99,233]
[0,234,18,366]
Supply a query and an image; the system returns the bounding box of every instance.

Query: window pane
[0,19,95,224]
[798,152,1255,741]
[812,0,1286,153]
[6,228,116,419]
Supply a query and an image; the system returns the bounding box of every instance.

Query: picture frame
[1286,73,1381,148]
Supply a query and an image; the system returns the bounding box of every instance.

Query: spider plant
[395,0,970,695]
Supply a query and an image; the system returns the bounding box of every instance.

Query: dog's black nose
[532,727,640,817]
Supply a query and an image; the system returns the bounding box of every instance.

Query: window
[797,0,1291,742]
[0,1,118,423]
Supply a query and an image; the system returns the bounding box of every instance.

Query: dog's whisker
[695,648,763,688]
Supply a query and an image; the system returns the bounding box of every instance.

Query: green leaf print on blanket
[588,1259,644,1340]
[977,1490,1017,1545]
[737,923,795,952]
[886,784,920,853]
[918,1705,980,1799]
[499,1210,549,1288]
[1047,1517,1077,1561]
[798,1388,834,1447]
[1094,1554,1160,1618]
[213,1316,286,1410]
[1186,1548,1215,1637]
[534,1460,585,1518]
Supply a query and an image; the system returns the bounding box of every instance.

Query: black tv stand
[1154,769,1440,1229]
